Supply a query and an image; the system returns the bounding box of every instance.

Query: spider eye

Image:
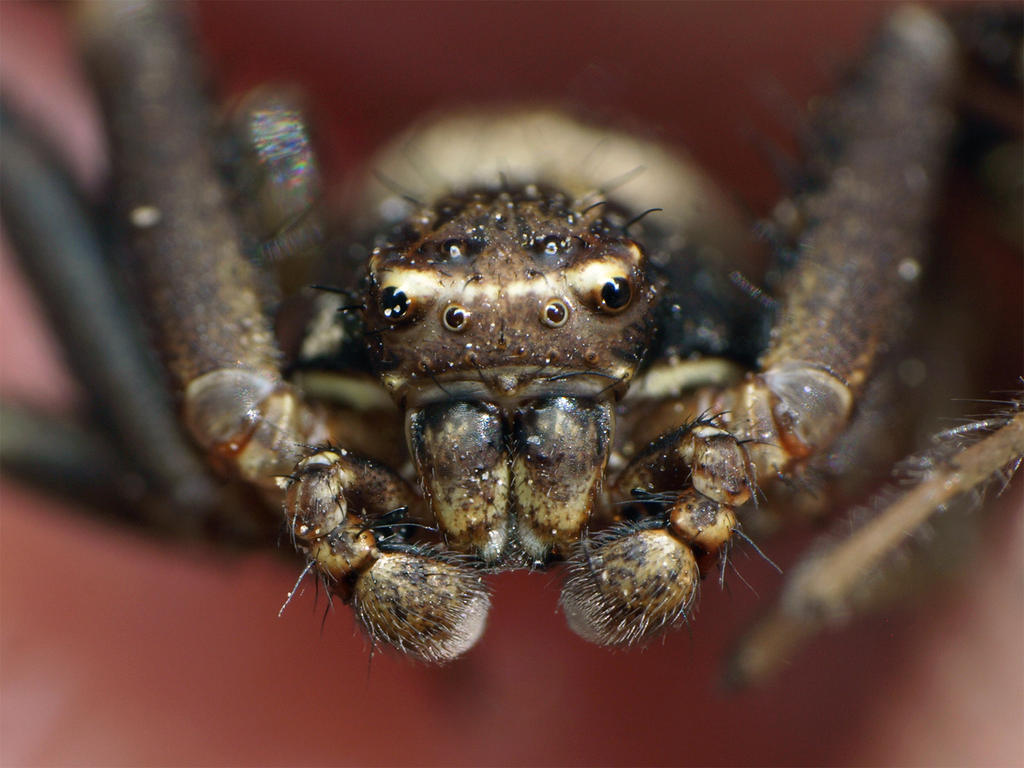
[533,234,581,260]
[442,239,465,259]
[566,258,640,314]
[442,304,469,331]
[599,277,631,312]
[541,299,569,328]
[440,237,485,260]
[380,286,411,321]
[534,235,563,257]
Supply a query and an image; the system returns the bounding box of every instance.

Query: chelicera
[2,2,1020,676]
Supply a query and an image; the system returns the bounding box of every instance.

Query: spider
[2,3,1024,765]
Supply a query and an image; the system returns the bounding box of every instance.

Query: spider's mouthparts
[408,396,614,566]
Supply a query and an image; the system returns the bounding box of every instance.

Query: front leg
[81,0,488,661]
[561,7,960,646]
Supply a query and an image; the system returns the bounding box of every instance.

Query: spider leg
[562,7,962,646]
[727,401,1023,687]
[1,402,134,521]
[0,102,251,537]
[77,0,488,661]
[701,6,961,485]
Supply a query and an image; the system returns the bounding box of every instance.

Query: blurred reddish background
[1,3,1021,766]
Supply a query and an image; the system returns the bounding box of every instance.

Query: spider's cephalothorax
[363,185,656,564]
[364,186,655,405]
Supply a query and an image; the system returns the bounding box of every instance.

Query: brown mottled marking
[408,402,511,563]
[512,398,613,560]
[561,527,700,646]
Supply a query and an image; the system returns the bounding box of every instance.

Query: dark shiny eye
[442,239,465,259]
[380,286,410,321]
[534,234,568,258]
[543,236,561,256]
[541,299,569,328]
[600,277,631,311]
[440,237,485,260]
[442,304,469,331]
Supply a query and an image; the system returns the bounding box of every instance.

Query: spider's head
[363,185,657,408]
